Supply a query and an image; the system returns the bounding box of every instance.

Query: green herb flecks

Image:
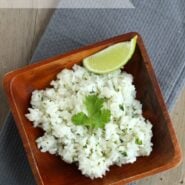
[135,137,143,145]
[119,104,124,111]
[122,151,128,157]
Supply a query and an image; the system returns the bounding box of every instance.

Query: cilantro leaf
[72,112,88,125]
[71,95,111,129]
[98,109,111,128]
[84,95,104,116]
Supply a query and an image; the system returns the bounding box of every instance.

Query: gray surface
[1,1,185,184]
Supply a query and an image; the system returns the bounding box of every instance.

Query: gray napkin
[1,1,185,184]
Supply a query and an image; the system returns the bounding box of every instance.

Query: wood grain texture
[0,9,54,126]
[0,9,185,185]
[137,89,185,185]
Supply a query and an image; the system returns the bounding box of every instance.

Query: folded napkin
[1,1,185,184]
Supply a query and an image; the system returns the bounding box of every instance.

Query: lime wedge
[83,35,137,74]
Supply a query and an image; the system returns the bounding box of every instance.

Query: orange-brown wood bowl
[3,32,182,185]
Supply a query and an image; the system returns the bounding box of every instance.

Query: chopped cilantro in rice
[26,65,153,179]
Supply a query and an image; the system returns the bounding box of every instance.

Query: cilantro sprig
[72,95,111,129]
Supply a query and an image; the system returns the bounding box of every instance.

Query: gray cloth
[1,1,185,184]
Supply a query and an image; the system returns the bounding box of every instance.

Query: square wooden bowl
[3,32,182,185]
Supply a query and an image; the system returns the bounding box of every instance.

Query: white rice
[26,65,153,179]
